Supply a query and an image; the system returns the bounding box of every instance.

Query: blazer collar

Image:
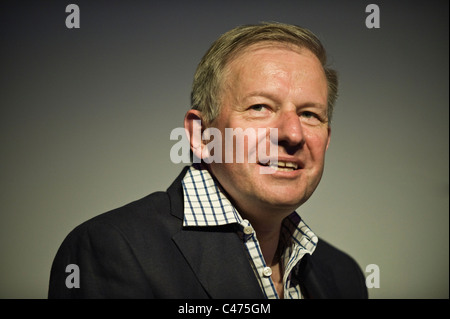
[167,166,189,221]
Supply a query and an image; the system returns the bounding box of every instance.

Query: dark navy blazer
[48,167,368,299]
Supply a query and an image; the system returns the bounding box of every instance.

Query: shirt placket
[240,220,279,299]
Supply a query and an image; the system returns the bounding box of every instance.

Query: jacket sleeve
[48,220,154,298]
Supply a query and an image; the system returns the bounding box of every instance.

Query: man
[48,22,368,299]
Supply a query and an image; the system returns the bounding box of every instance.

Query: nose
[276,109,305,153]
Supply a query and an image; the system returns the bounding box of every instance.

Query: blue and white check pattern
[181,164,318,299]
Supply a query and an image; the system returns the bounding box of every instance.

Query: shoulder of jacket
[64,190,174,243]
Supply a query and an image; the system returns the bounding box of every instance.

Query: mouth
[258,160,300,172]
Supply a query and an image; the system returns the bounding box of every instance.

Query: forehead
[222,43,327,101]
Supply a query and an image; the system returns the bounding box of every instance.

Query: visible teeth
[285,162,298,169]
[267,161,298,171]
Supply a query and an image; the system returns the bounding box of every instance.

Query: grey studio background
[0,0,448,299]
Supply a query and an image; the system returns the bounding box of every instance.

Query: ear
[184,109,205,161]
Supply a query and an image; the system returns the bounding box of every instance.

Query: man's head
[190,22,338,125]
[185,22,337,221]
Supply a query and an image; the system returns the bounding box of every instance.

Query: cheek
[305,130,329,160]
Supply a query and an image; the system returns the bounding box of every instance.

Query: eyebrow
[244,90,276,98]
[242,91,282,103]
[242,91,327,109]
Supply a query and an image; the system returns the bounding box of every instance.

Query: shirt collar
[181,164,318,254]
[182,164,242,227]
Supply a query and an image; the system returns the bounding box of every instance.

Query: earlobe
[184,110,205,160]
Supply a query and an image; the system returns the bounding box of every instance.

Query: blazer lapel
[172,227,264,299]
[167,167,264,299]
[295,251,339,299]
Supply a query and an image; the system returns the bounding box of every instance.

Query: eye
[301,111,317,118]
[247,104,271,117]
[300,111,323,125]
[249,104,267,112]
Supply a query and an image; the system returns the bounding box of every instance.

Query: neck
[254,223,282,266]
[239,208,288,266]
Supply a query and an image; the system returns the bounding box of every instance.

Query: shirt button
[243,226,254,235]
[263,267,272,277]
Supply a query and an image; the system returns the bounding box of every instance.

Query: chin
[260,191,308,210]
